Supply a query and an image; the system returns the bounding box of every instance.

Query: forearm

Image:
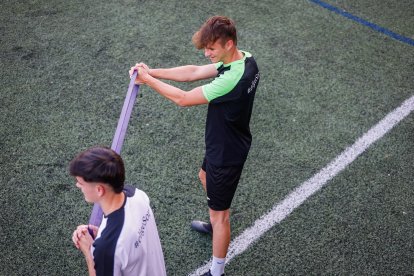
[149,65,199,82]
[85,255,96,276]
[145,75,187,106]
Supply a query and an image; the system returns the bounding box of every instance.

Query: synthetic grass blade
[88,71,140,229]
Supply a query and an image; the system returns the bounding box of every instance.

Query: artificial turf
[1,0,413,275]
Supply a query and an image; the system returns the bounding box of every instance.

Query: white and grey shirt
[91,186,166,276]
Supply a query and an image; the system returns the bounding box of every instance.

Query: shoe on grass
[202,270,224,276]
[190,220,213,235]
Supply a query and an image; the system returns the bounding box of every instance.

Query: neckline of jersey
[222,50,250,67]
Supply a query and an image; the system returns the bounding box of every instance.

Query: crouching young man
[70,147,166,276]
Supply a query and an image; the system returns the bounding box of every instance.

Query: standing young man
[130,15,260,276]
[70,147,166,276]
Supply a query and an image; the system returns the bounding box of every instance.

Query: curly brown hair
[192,16,237,49]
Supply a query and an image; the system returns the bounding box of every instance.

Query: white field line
[189,94,414,276]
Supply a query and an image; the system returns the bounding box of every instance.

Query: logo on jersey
[135,209,151,248]
[247,73,260,94]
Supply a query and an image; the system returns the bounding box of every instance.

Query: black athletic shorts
[202,158,244,211]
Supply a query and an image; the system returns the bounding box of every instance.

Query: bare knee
[209,209,230,226]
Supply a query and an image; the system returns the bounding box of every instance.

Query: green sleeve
[202,61,244,102]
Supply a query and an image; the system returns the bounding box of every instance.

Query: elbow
[176,98,187,107]
[175,94,187,107]
[179,76,195,82]
[175,92,196,107]
[180,65,199,82]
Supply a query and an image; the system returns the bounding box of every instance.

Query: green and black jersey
[202,51,260,166]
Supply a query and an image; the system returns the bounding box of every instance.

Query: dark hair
[69,147,125,193]
[192,16,237,49]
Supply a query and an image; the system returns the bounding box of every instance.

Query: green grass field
[1,0,413,275]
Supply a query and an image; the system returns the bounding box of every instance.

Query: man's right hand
[129,63,151,84]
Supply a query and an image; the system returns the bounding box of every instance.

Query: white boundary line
[189,95,414,276]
